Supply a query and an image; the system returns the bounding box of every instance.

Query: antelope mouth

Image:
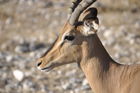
[41,66,54,72]
[39,64,55,72]
[39,62,66,72]
[39,62,60,72]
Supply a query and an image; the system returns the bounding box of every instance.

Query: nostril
[37,62,42,66]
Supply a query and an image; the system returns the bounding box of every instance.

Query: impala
[37,0,140,93]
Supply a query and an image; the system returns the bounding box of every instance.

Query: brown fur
[37,8,140,93]
[80,34,140,93]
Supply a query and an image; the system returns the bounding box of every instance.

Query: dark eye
[64,35,75,41]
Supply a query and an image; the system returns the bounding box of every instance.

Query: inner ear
[80,7,99,36]
[84,18,99,31]
[82,18,99,36]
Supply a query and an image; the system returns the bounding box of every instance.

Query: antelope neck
[79,34,134,93]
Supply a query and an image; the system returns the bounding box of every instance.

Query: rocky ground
[0,0,140,93]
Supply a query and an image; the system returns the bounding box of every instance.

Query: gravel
[0,0,140,93]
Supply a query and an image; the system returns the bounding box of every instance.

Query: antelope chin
[41,66,54,72]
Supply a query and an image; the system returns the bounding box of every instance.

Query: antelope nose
[37,61,42,70]
[37,58,43,67]
[37,62,42,67]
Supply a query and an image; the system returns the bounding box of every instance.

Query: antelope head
[37,0,98,71]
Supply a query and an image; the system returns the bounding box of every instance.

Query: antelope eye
[64,35,75,41]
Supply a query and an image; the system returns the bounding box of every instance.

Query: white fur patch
[93,21,99,31]
[56,32,68,47]
[83,21,99,36]
[83,25,92,36]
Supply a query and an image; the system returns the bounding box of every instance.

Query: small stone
[103,29,113,38]
[136,52,140,57]
[13,70,24,81]
[0,52,4,59]
[135,21,140,28]
[15,42,30,53]
[82,79,88,86]
[62,83,70,90]
[45,1,53,8]
[0,0,9,4]
[6,55,14,62]
[5,17,13,25]
[81,79,90,90]
[23,79,38,91]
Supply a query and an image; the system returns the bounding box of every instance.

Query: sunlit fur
[37,8,140,93]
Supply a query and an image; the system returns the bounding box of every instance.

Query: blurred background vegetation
[0,0,140,93]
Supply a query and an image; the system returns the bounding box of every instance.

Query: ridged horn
[69,0,97,25]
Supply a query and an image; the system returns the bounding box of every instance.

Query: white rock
[82,79,88,86]
[62,83,70,90]
[103,29,113,38]
[82,79,90,90]
[6,55,14,62]
[13,70,24,81]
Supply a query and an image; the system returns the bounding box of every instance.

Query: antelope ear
[82,18,99,36]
